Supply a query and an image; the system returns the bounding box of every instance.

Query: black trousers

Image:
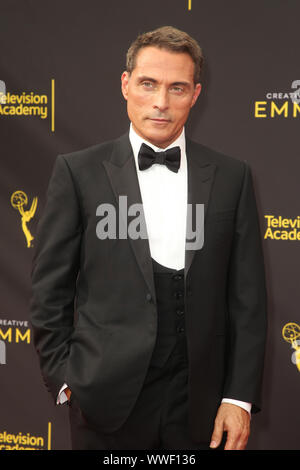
[68,259,221,450]
[68,340,212,450]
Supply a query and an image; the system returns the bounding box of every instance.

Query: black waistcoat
[149,257,188,368]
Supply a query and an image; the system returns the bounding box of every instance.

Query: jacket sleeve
[30,155,83,403]
[223,161,268,413]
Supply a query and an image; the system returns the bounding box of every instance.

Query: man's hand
[210,403,250,450]
[64,387,72,402]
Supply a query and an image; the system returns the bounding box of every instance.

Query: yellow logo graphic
[254,80,300,119]
[254,101,300,118]
[0,79,55,132]
[11,190,38,248]
[0,422,51,450]
[264,215,300,241]
[282,322,300,372]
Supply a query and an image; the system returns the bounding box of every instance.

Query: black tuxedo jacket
[30,132,267,443]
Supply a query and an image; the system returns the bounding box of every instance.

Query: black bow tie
[138,143,181,173]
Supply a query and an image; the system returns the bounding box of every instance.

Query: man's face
[121,46,201,148]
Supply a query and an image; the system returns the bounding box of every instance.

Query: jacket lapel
[102,132,217,302]
[184,138,216,280]
[102,133,157,304]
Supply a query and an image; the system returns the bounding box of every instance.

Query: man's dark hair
[126,26,204,84]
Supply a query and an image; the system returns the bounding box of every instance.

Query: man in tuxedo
[30,26,267,450]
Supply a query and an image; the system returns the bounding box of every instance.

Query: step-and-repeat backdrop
[0,0,299,450]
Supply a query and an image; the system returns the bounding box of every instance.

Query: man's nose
[153,88,169,111]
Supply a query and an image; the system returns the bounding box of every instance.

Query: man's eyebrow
[170,81,191,87]
[137,76,158,83]
[137,76,191,87]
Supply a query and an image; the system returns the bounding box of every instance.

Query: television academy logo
[0,79,55,132]
[0,423,52,450]
[264,214,300,241]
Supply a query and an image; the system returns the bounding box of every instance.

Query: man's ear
[191,83,202,108]
[121,71,130,100]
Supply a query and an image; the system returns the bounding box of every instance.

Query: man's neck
[129,123,185,151]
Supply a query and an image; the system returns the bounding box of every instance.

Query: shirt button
[146,293,152,302]
[176,309,184,316]
[174,291,184,299]
[177,327,185,333]
[172,273,183,281]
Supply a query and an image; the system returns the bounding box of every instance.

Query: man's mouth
[149,118,170,123]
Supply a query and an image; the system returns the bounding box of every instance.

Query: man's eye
[171,86,184,93]
[142,82,153,88]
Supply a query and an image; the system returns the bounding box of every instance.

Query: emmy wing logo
[282,322,300,372]
[11,191,38,248]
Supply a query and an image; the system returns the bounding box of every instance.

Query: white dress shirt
[57,124,251,416]
[129,123,187,270]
